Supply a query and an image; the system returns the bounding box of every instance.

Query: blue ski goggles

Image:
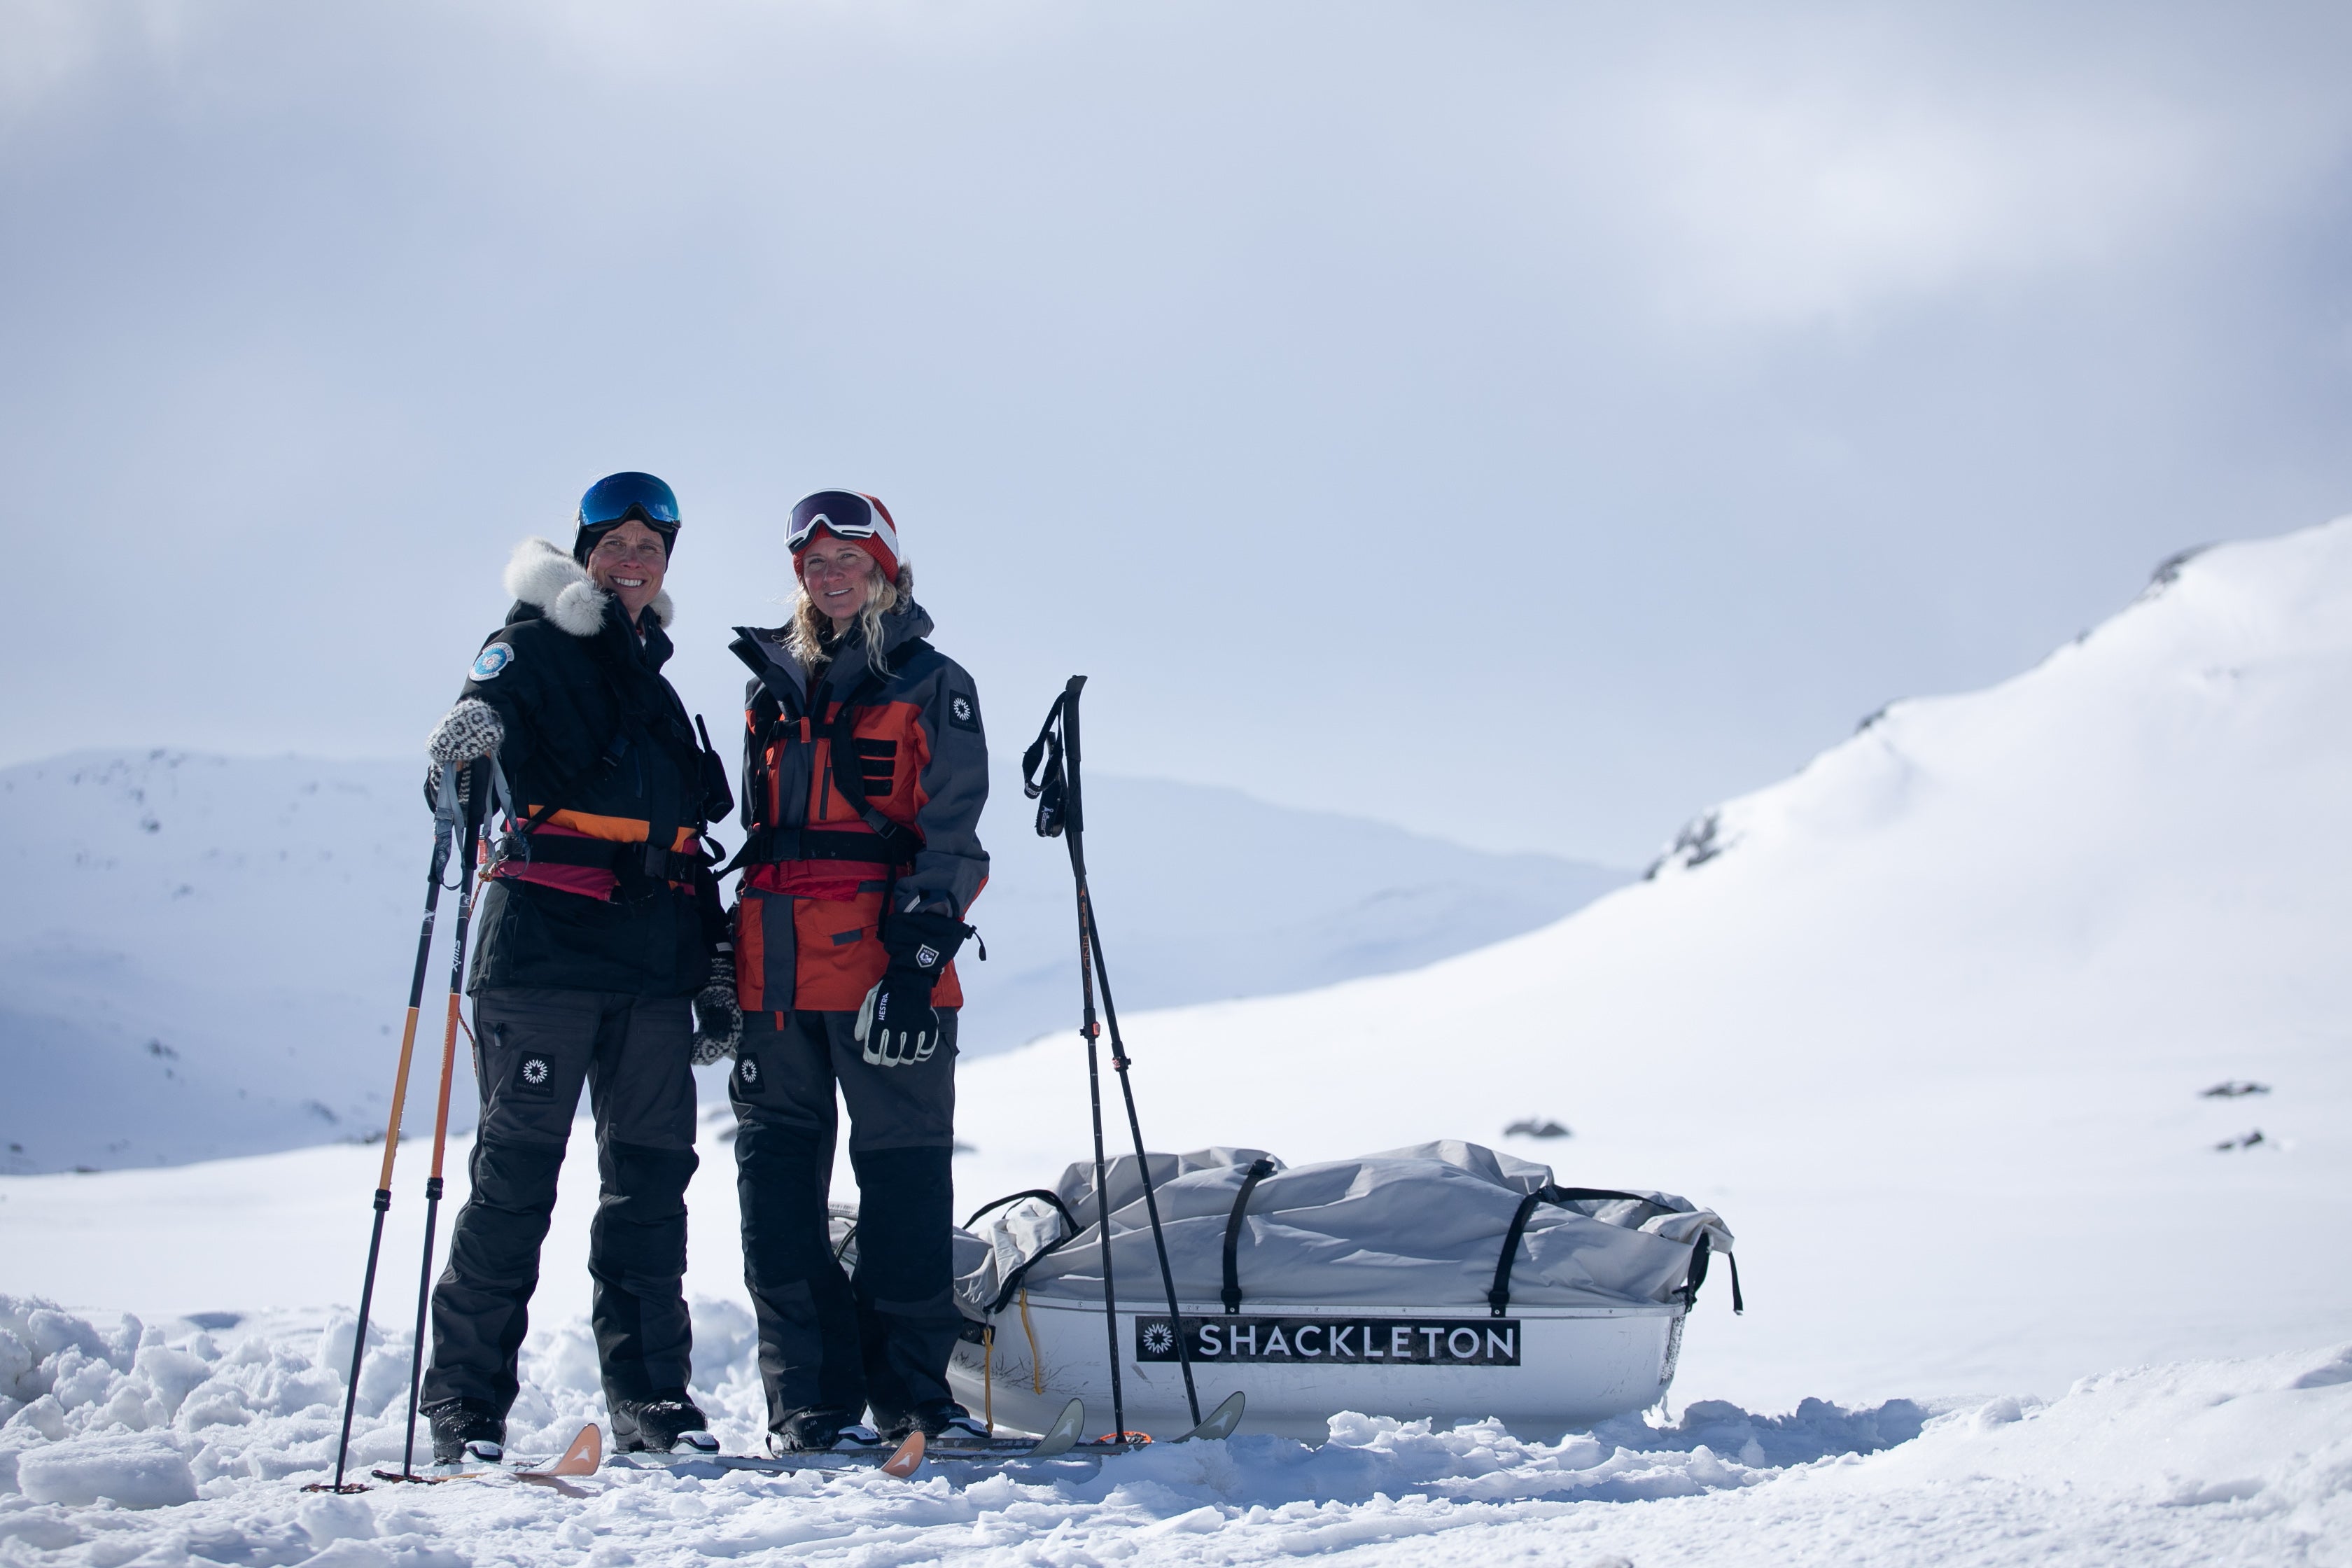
[578,471,681,530]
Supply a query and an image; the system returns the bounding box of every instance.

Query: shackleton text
[1135,1315,1522,1366]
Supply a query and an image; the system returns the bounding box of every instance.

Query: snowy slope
[951,519,2352,1412]
[1,522,2351,1563]
[0,755,1616,1172]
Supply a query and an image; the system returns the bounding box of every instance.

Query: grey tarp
[951,1140,1735,1321]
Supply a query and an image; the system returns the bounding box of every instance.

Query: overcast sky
[4,1,2348,863]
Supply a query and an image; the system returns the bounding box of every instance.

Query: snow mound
[953,516,2352,1413]
[1,1300,2346,1565]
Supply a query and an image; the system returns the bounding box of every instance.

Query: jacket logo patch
[471,643,514,681]
[915,944,939,969]
[947,691,979,732]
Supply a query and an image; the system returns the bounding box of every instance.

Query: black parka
[456,538,731,997]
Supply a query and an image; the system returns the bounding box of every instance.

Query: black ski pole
[310,767,461,1494]
[1024,676,1204,1434]
[396,762,495,1478]
[1075,876,1125,1442]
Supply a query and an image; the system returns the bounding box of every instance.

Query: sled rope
[1020,1287,1044,1394]
[982,1326,994,1435]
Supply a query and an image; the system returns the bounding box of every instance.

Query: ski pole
[1024,677,1203,1433]
[312,765,462,1494]
[396,759,500,1477]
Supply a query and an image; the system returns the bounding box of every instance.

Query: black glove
[690,954,742,1065]
[855,911,969,1068]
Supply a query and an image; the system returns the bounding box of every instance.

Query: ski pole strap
[1488,1185,1670,1317]
[1220,1157,1280,1314]
[1021,691,1072,839]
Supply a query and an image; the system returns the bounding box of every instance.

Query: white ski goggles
[788,490,899,557]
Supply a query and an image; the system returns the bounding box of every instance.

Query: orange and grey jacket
[727,600,988,1016]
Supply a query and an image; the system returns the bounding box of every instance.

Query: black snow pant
[424,986,699,1417]
[729,1007,962,1436]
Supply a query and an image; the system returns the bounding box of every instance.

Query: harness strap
[495,830,710,885]
[1488,1185,1667,1317]
[1220,1158,1280,1314]
[722,823,920,876]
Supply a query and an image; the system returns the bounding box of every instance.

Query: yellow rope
[1020,1286,1044,1394]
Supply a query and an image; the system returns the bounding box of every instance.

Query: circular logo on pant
[739,1058,760,1086]
[522,1057,550,1086]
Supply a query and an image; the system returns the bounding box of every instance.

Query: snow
[0,757,1617,1172]
[953,517,2352,1413]
[0,1294,2345,1564]
[5,518,2352,1561]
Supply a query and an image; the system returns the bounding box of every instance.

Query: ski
[372,1423,601,1490]
[608,1399,1092,1476]
[1171,1390,1245,1443]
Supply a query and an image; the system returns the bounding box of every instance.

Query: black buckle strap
[495,832,710,885]
[722,823,922,876]
[1220,1158,1280,1314]
[1488,1185,1667,1317]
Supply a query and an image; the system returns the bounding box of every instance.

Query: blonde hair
[786,561,915,675]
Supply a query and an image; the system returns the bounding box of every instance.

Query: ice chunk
[16,1434,198,1508]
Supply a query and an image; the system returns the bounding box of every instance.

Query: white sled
[950,1292,1686,1441]
[945,1141,1736,1442]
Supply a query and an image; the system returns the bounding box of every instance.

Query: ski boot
[423,1397,505,1466]
[610,1392,720,1455]
[882,1399,989,1446]
[767,1407,884,1455]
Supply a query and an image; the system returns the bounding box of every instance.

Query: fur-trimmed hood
[503,536,673,637]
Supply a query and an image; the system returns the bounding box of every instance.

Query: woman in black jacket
[416,472,737,1463]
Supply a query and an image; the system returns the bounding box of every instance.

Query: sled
[945,1141,1737,1441]
[950,1294,1686,1442]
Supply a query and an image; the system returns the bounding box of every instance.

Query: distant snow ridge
[0,752,1622,1172]
[2,1294,2347,1564]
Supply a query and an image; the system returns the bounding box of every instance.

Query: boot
[423,1397,505,1465]
[767,1406,884,1455]
[881,1399,988,1445]
[610,1392,720,1455]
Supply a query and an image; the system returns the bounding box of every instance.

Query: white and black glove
[428,698,506,765]
[855,911,969,1067]
[690,954,742,1065]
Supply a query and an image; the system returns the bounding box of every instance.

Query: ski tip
[1171,1390,1246,1443]
[550,1423,603,1476]
[882,1430,925,1478]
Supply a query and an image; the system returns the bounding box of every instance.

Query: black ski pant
[730,1007,962,1435]
[424,986,699,1417]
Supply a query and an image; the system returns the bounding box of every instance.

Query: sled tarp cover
[953,1140,1735,1319]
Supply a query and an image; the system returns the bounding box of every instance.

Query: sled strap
[964,1189,1079,1233]
[979,1191,1089,1317]
[1489,1184,1665,1317]
[1220,1158,1280,1314]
